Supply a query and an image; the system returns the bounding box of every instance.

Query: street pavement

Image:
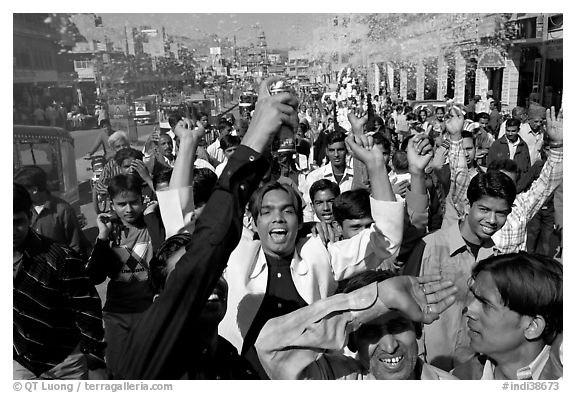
[74,101,239,240]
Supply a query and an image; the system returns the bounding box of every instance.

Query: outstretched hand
[347,107,368,135]
[407,134,434,174]
[378,274,457,325]
[546,106,563,143]
[444,104,465,136]
[345,133,384,170]
[241,77,299,153]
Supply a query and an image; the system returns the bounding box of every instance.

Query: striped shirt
[13,231,105,376]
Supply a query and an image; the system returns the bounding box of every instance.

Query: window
[16,142,61,192]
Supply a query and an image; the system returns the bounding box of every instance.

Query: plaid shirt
[14,231,105,376]
[448,139,563,254]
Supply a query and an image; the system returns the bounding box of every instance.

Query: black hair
[392,150,409,171]
[168,112,183,128]
[107,174,143,200]
[337,270,423,339]
[477,112,490,121]
[114,148,144,166]
[374,116,384,127]
[14,165,48,192]
[465,111,478,122]
[505,118,521,128]
[333,188,371,225]
[406,112,418,121]
[152,168,173,189]
[418,109,428,121]
[372,132,391,153]
[309,179,340,204]
[220,134,241,151]
[13,183,32,215]
[467,170,516,211]
[248,181,303,224]
[470,252,562,344]
[192,167,218,207]
[435,106,445,114]
[461,130,475,144]
[326,130,347,146]
[149,233,193,293]
[487,159,519,177]
[400,134,415,151]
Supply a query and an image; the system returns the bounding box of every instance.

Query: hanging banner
[478,47,506,68]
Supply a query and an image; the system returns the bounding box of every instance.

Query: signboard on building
[478,48,506,68]
[210,47,221,55]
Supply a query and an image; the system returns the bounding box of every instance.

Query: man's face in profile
[465,271,528,358]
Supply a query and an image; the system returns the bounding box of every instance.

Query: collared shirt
[405,222,497,371]
[115,145,270,379]
[221,197,405,353]
[14,231,105,376]
[256,282,457,380]
[447,138,563,254]
[498,121,532,140]
[518,127,544,165]
[207,138,225,164]
[30,195,89,258]
[481,345,551,380]
[301,161,354,222]
[507,137,521,160]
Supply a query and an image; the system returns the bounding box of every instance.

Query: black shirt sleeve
[116,145,269,380]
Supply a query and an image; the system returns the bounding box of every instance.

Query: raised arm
[512,107,563,222]
[445,106,470,221]
[116,77,299,379]
[256,275,457,379]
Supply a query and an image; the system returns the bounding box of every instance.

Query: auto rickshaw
[13,125,84,222]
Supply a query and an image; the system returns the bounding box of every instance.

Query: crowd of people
[13,75,563,381]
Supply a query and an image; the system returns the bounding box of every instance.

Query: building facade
[369,13,562,112]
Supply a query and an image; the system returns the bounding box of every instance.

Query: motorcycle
[85,155,111,214]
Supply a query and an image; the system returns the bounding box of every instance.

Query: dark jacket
[115,145,269,379]
[487,136,531,191]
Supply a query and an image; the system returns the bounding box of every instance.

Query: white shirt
[481,345,551,380]
[507,137,521,160]
[518,127,544,165]
[206,139,224,164]
[498,121,532,140]
[300,161,355,222]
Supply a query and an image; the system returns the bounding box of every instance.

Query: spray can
[268,80,296,155]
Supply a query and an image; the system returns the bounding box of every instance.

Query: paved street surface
[73,124,155,243]
[74,106,237,303]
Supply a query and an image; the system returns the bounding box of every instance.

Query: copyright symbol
[13,382,22,391]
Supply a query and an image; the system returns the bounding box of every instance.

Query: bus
[133,95,159,125]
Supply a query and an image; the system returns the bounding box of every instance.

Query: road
[73,103,239,238]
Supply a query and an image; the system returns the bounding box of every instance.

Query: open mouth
[269,228,288,242]
[379,355,404,369]
[481,225,497,235]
